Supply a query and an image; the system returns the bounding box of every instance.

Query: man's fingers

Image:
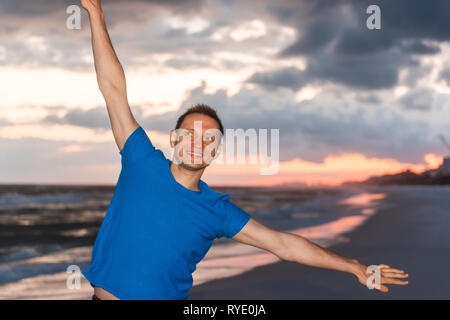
[381,269,407,275]
[378,285,389,292]
[381,272,409,278]
[378,265,406,273]
[381,276,409,285]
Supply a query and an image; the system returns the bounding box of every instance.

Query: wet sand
[189,186,450,299]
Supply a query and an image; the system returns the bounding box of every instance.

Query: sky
[1,0,450,187]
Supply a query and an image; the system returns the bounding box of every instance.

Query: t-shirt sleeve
[220,199,252,239]
[119,126,158,163]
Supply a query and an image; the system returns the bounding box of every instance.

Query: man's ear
[169,129,176,147]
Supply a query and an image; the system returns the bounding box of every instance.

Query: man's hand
[353,262,409,292]
[81,0,102,14]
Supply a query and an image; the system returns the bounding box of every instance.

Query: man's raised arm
[82,0,139,151]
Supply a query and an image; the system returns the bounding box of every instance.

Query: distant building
[437,157,450,173]
[426,157,450,177]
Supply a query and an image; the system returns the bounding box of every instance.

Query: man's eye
[204,136,212,141]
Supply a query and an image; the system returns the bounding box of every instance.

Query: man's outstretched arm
[82,0,138,151]
[232,218,409,293]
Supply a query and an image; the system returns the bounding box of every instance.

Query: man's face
[170,113,222,171]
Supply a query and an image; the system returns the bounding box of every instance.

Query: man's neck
[169,162,205,192]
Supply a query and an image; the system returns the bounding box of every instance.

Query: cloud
[41,103,180,133]
[0,0,204,18]
[0,0,292,73]
[37,78,447,165]
[42,107,109,129]
[279,18,339,56]
[164,56,216,70]
[0,134,122,183]
[0,0,208,70]
[0,118,14,126]
[2,0,447,91]
[355,94,382,105]
[246,0,449,91]
[334,0,450,54]
[247,68,309,91]
[163,81,440,164]
[440,68,450,86]
[400,88,436,111]
[309,49,417,89]
[400,41,441,55]
[248,48,417,90]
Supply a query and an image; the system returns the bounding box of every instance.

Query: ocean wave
[0,246,92,285]
[0,192,112,210]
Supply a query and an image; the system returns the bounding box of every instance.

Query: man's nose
[191,136,204,150]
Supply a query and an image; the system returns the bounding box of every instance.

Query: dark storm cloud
[279,19,339,56]
[294,0,450,57]
[266,4,296,22]
[247,68,309,91]
[248,49,417,90]
[249,0,449,91]
[307,50,417,89]
[333,29,395,56]
[400,41,441,55]
[371,0,450,41]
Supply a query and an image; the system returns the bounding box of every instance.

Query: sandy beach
[189,185,450,300]
[2,185,449,300]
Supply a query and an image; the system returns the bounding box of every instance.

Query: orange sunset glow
[205,152,443,187]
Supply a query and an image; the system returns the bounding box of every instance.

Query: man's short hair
[175,104,224,135]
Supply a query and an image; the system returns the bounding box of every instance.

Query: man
[80,0,409,300]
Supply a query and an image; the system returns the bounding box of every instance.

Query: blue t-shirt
[82,125,251,300]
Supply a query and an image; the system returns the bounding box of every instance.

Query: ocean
[0,183,388,299]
